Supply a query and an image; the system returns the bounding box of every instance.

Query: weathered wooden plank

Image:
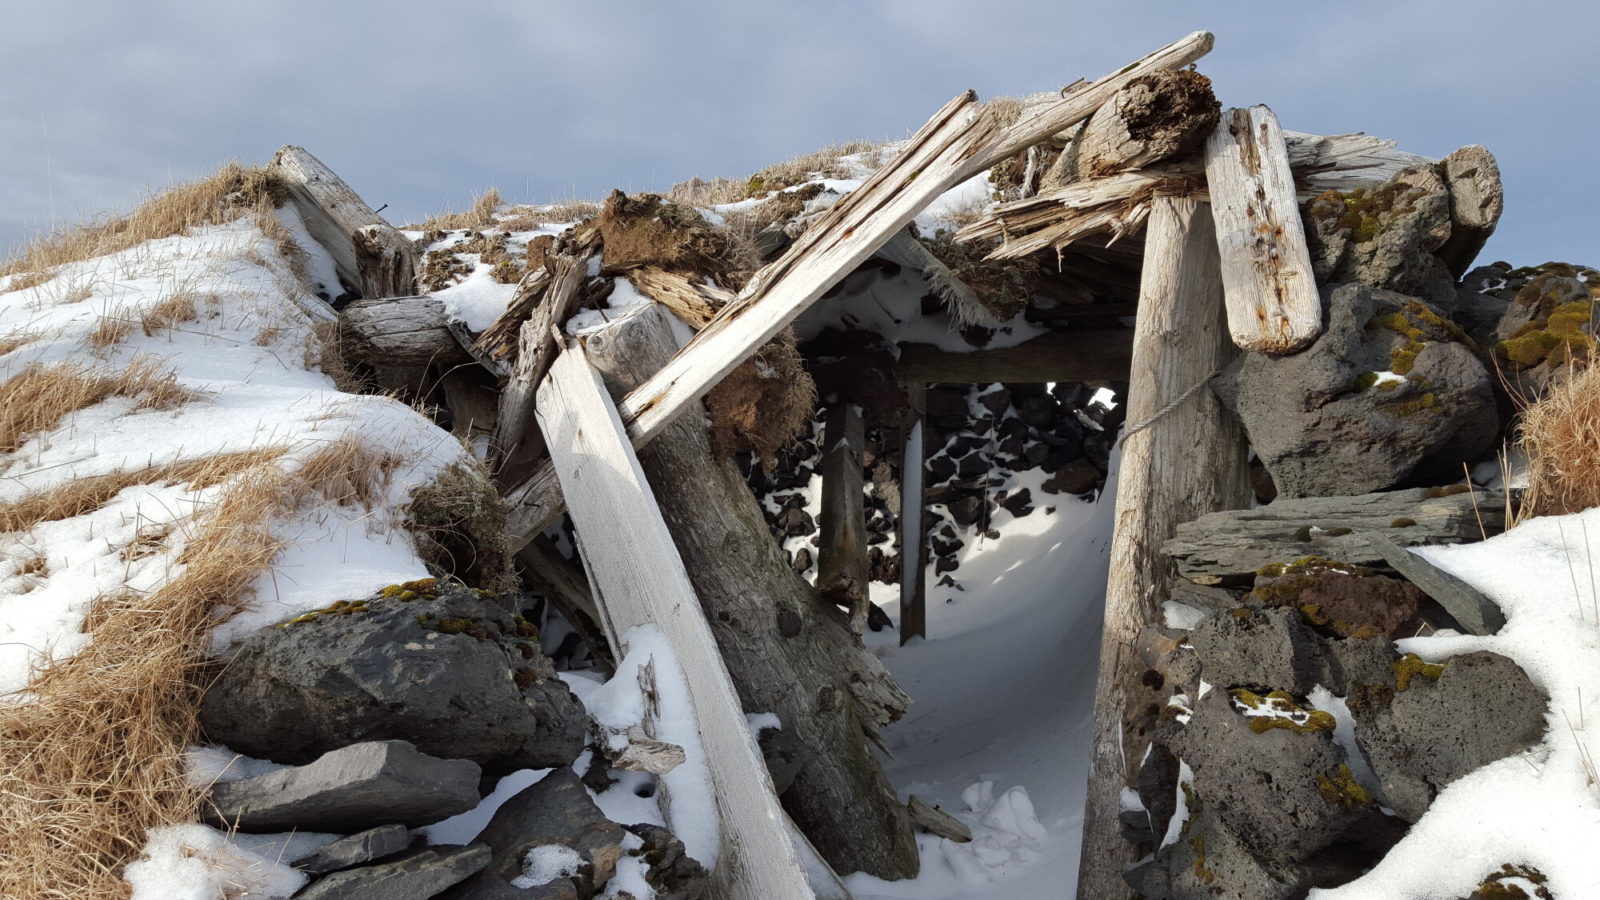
[338,295,468,367]
[818,404,870,636]
[899,387,928,646]
[493,253,590,477]
[1076,197,1252,900]
[626,266,732,329]
[536,344,817,900]
[269,145,416,299]
[894,327,1133,384]
[1204,106,1322,354]
[502,32,1217,546]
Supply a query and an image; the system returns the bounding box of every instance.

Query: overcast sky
[2,0,1594,267]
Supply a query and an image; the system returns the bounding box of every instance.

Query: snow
[847,451,1118,898]
[510,844,585,888]
[123,824,309,900]
[600,832,656,899]
[1313,508,1600,898]
[421,767,554,845]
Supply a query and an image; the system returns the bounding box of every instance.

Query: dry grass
[86,316,136,349]
[1,164,285,289]
[0,359,190,455]
[670,139,888,209]
[306,320,363,394]
[1518,363,1600,518]
[0,330,43,357]
[497,200,604,232]
[0,436,400,899]
[0,448,286,534]
[139,293,201,336]
[412,187,504,231]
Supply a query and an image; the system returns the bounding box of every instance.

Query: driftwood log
[1077,197,1252,899]
[536,334,818,900]
[269,145,416,299]
[583,306,920,881]
[503,31,1218,548]
[1041,68,1220,190]
[1203,106,1322,354]
[492,252,591,479]
[337,295,468,368]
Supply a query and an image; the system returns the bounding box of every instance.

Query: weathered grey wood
[502,32,1217,546]
[899,390,928,646]
[1068,68,1218,180]
[493,253,590,477]
[626,266,732,329]
[514,535,613,671]
[1367,534,1506,635]
[1204,106,1322,354]
[582,306,917,882]
[908,796,972,843]
[817,404,870,636]
[474,223,602,361]
[1077,197,1252,900]
[436,369,499,444]
[536,338,817,900]
[895,327,1133,384]
[270,146,416,298]
[1162,488,1508,584]
[338,295,468,367]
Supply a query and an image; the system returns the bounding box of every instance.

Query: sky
[1,0,1594,268]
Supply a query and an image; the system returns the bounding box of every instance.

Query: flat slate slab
[292,824,412,876]
[206,740,480,833]
[295,845,491,900]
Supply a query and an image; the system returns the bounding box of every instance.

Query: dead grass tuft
[294,434,402,509]
[0,435,401,898]
[705,329,818,468]
[497,200,603,232]
[139,292,201,336]
[87,316,136,349]
[1518,363,1600,518]
[0,330,42,357]
[406,457,516,595]
[1,164,286,288]
[670,139,887,208]
[306,320,364,394]
[412,187,504,232]
[0,448,287,534]
[0,359,191,455]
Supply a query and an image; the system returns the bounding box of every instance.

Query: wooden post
[536,342,817,900]
[1204,106,1322,354]
[493,252,590,479]
[583,306,918,882]
[502,32,1217,547]
[817,404,870,635]
[899,384,928,645]
[1076,197,1252,899]
[269,145,416,299]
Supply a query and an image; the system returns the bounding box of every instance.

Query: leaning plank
[1203,106,1322,354]
[1076,197,1252,900]
[899,387,929,646]
[269,145,416,298]
[493,253,590,477]
[817,403,870,635]
[537,344,817,900]
[338,295,469,368]
[504,31,1217,544]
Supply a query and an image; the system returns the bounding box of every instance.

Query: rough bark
[269,145,416,299]
[1041,68,1219,189]
[1076,197,1252,900]
[338,295,467,368]
[583,306,920,881]
[493,252,590,481]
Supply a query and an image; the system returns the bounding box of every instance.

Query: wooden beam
[338,295,468,368]
[893,328,1132,384]
[502,32,1217,547]
[817,403,870,635]
[1204,106,1322,354]
[269,145,416,299]
[493,252,590,479]
[536,342,818,900]
[899,385,928,646]
[1076,197,1252,899]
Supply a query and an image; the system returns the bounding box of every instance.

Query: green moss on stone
[1317,764,1376,808]
[1393,652,1446,691]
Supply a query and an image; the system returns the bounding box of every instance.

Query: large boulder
[1303,164,1457,308]
[205,740,480,833]
[1349,650,1547,821]
[1216,284,1499,498]
[296,845,491,900]
[1188,607,1327,695]
[200,581,586,774]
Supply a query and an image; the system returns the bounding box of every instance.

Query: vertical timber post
[899,382,928,644]
[1076,196,1252,898]
[817,403,870,635]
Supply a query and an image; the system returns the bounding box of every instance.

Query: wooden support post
[502,32,1217,547]
[818,404,870,635]
[1204,106,1322,354]
[269,145,416,299]
[899,384,928,645]
[537,342,818,900]
[1076,197,1252,899]
[493,253,590,480]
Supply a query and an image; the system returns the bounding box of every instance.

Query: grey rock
[1215,284,1498,498]
[1169,578,1245,613]
[1163,487,1505,584]
[295,845,491,900]
[201,583,586,773]
[439,768,627,900]
[1154,808,1310,900]
[1304,164,1457,307]
[1188,607,1327,695]
[1170,690,1372,865]
[621,824,711,900]
[1436,146,1504,278]
[1318,633,1400,697]
[293,824,413,876]
[1367,535,1505,634]
[206,741,479,833]
[1351,651,1546,821]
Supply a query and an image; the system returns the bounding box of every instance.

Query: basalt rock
[201,582,586,774]
[1303,165,1457,308]
[297,845,491,900]
[1215,284,1498,498]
